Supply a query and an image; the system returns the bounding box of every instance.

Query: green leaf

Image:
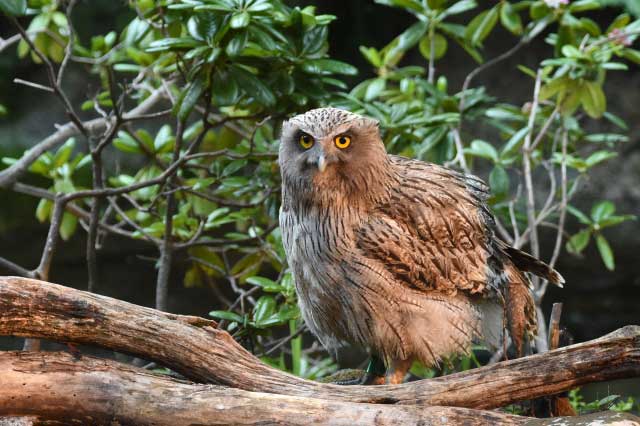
[500,2,523,35]
[607,13,630,33]
[359,46,382,67]
[59,212,78,241]
[561,45,582,59]
[175,76,205,121]
[591,201,615,223]
[226,30,248,56]
[212,69,239,106]
[303,25,328,55]
[0,0,26,16]
[53,138,76,168]
[35,198,52,223]
[540,77,569,101]
[466,6,499,46]
[580,81,607,118]
[364,78,386,101]
[489,165,509,195]
[113,131,142,154]
[595,234,614,270]
[466,139,498,161]
[566,229,591,254]
[442,0,477,18]
[584,133,628,144]
[602,112,628,130]
[585,150,617,168]
[230,11,250,29]
[530,2,551,20]
[397,20,429,51]
[209,310,243,323]
[418,33,448,61]
[301,59,358,76]
[599,214,636,228]
[154,125,174,153]
[232,66,276,106]
[602,60,628,70]
[579,18,600,36]
[500,126,530,157]
[569,0,601,13]
[567,205,592,225]
[622,49,640,65]
[146,37,200,52]
[246,276,284,293]
[253,295,277,325]
[374,0,423,12]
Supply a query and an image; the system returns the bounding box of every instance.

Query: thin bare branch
[12,78,54,93]
[156,118,185,312]
[0,88,166,189]
[522,70,543,261]
[0,257,33,278]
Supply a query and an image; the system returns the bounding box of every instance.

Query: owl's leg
[384,357,413,385]
[359,355,386,385]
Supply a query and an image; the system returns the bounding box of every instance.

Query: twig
[522,70,542,262]
[9,16,87,139]
[529,107,560,152]
[548,130,569,270]
[0,256,33,278]
[0,33,21,53]
[547,303,563,351]
[427,25,436,84]
[12,78,54,93]
[155,119,184,312]
[449,127,469,173]
[56,0,78,88]
[259,325,308,357]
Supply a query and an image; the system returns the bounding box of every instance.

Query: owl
[278,107,563,384]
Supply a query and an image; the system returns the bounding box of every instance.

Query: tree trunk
[0,351,525,426]
[0,276,638,410]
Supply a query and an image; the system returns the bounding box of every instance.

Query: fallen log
[0,276,638,410]
[0,351,524,426]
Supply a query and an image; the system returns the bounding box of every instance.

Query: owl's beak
[317,155,327,173]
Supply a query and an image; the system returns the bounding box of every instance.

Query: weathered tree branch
[0,276,638,410]
[0,88,166,189]
[0,351,526,426]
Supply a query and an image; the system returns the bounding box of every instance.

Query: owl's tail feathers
[500,244,565,287]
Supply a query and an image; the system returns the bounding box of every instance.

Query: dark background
[0,0,638,401]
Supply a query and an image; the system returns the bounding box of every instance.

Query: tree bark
[0,276,638,410]
[0,351,525,426]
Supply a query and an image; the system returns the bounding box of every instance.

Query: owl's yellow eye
[299,133,314,149]
[334,135,351,149]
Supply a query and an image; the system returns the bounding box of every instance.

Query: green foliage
[569,389,639,413]
[0,0,637,383]
[0,0,26,16]
[565,201,635,270]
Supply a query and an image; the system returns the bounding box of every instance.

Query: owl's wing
[355,156,498,297]
[355,156,565,352]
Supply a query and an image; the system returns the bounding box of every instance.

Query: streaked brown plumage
[278,107,563,384]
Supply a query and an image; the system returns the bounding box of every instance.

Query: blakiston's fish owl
[278,107,563,384]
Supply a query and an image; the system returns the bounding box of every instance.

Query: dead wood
[0,351,524,426]
[0,276,638,410]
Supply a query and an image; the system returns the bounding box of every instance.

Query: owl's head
[279,107,388,196]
